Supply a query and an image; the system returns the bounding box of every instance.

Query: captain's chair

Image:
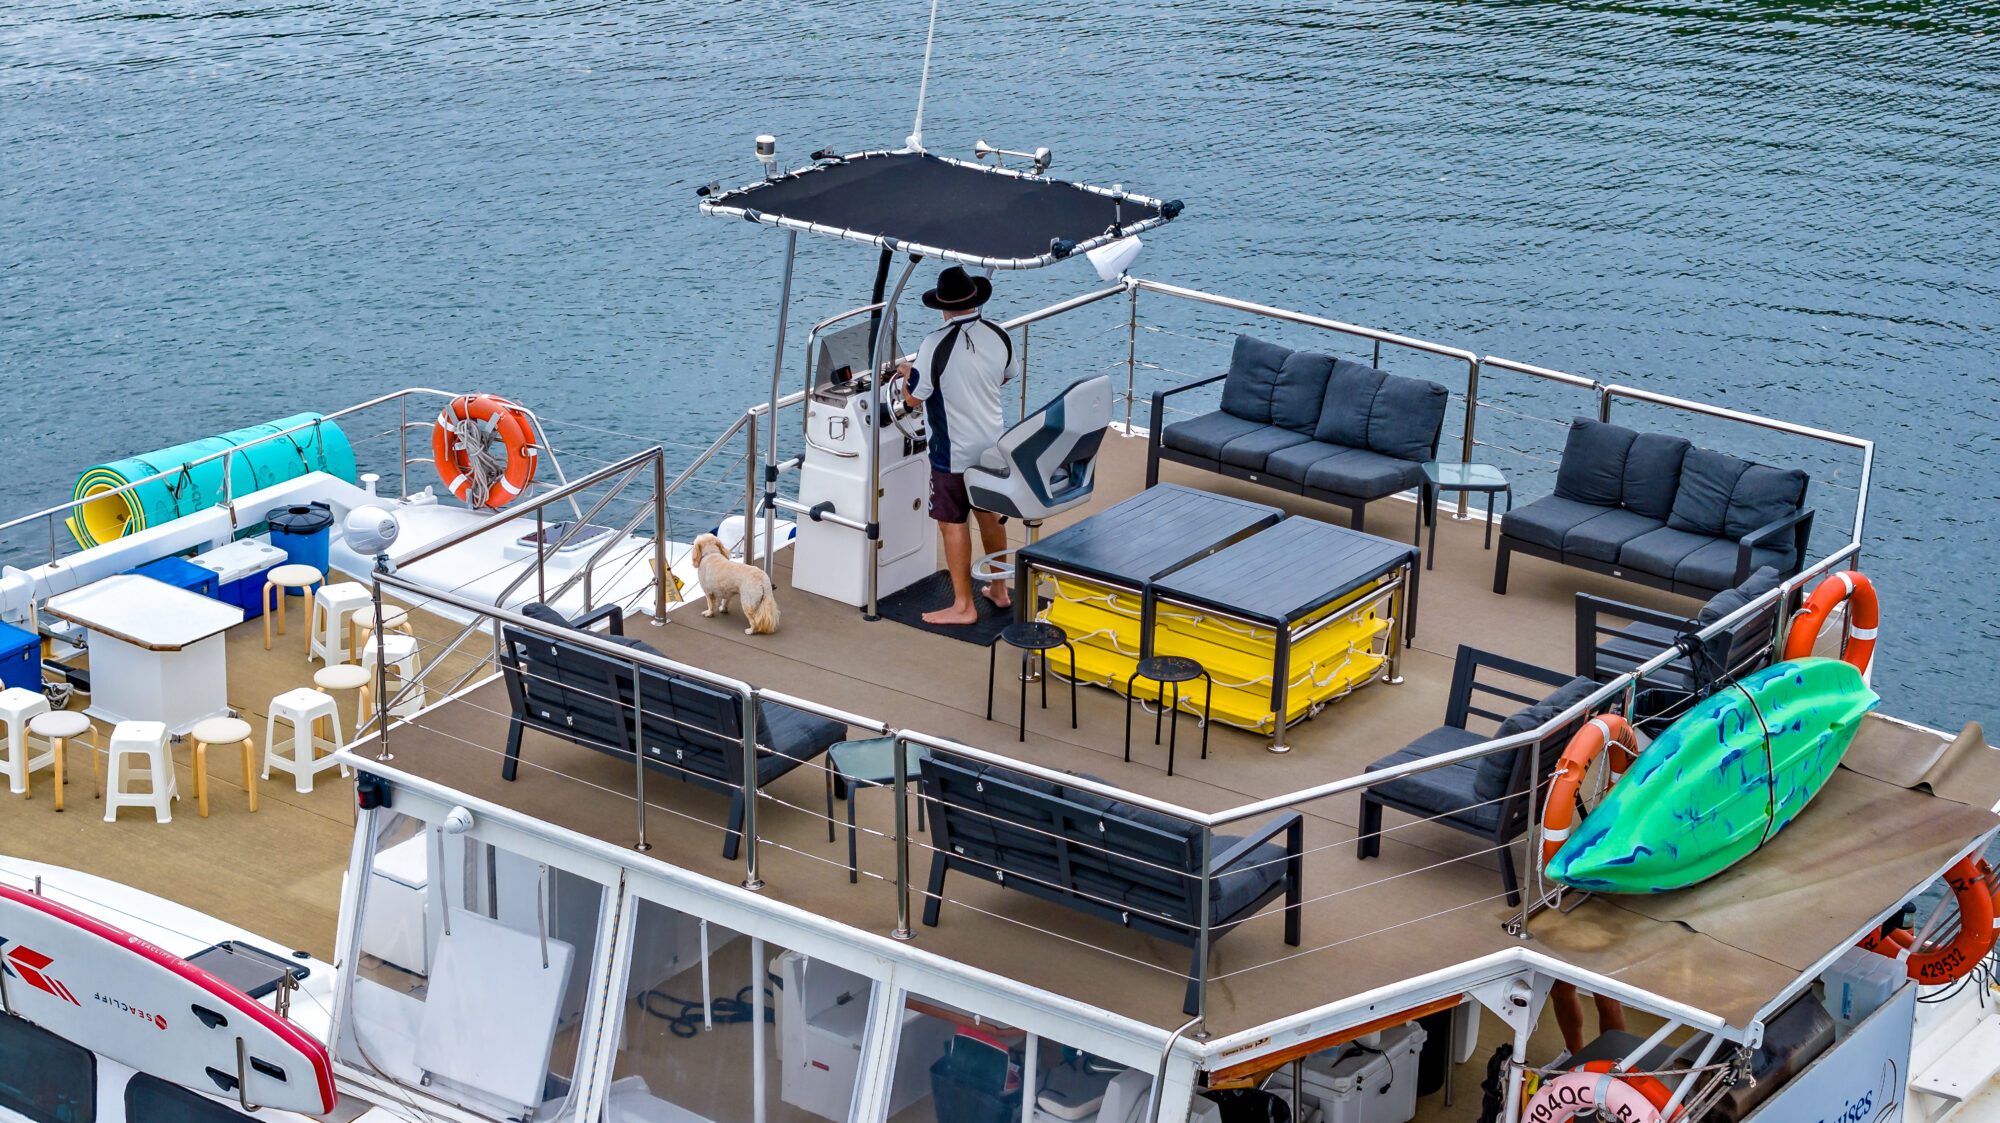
[966,376,1112,579]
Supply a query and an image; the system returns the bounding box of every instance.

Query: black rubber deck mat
[875,571,1013,647]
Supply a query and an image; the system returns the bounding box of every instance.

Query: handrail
[396,447,663,568]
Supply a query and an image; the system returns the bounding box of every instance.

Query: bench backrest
[501,608,746,786]
[921,757,1208,928]
[1444,647,1600,834]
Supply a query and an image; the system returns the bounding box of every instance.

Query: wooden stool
[189,716,257,817]
[25,710,94,812]
[263,564,324,650]
[103,720,176,824]
[0,685,52,797]
[349,603,414,661]
[308,581,373,664]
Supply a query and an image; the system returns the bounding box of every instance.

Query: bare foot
[981,584,1012,611]
[922,603,980,626]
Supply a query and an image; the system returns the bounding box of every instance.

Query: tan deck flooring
[1,593,483,958]
[370,433,1894,1040]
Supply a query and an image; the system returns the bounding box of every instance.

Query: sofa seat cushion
[1554,419,1640,507]
[1365,726,1500,831]
[1302,448,1423,500]
[1218,425,1314,472]
[1161,411,1267,462]
[1674,540,1794,594]
[1619,526,1717,580]
[1501,495,1610,552]
[1563,509,1668,564]
[755,700,844,781]
[1263,440,1350,485]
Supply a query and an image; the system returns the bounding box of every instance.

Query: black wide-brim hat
[921,265,993,311]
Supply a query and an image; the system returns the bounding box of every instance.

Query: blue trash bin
[266,502,334,593]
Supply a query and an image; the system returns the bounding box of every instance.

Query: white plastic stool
[189,716,257,818]
[349,603,414,660]
[308,581,373,665]
[263,564,323,651]
[265,688,349,794]
[24,710,94,812]
[1,686,52,797]
[360,634,426,719]
[103,720,176,824]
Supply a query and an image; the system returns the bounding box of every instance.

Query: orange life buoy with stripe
[1859,856,1999,985]
[1782,570,1877,675]
[1521,1059,1678,1122]
[1541,715,1640,866]
[432,394,538,509]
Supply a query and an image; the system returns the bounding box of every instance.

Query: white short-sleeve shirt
[907,312,1017,473]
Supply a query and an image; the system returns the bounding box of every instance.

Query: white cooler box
[1263,1022,1426,1123]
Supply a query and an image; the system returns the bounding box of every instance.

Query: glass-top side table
[827,737,932,883]
[1418,461,1511,570]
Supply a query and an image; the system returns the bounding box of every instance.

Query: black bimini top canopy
[699,149,1182,270]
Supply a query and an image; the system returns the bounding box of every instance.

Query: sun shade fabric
[701,151,1176,268]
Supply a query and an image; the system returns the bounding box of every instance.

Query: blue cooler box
[126,555,221,599]
[0,619,36,692]
[191,538,289,618]
[266,503,334,594]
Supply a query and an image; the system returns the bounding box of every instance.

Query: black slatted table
[1147,516,1419,752]
[1012,484,1284,623]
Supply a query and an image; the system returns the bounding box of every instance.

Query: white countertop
[45,573,245,651]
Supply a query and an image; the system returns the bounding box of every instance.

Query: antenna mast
[906,0,941,152]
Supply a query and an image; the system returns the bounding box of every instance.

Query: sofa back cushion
[1622,433,1692,521]
[1479,676,1600,803]
[1271,350,1334,434]
[1365,374,1450,462]
[1668,449,1808,540]
[1554,419,1639,508]
[1313,359,1387,449]
[1218,335,1303,425]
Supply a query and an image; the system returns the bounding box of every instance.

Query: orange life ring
[432,394,538,509]
[1540,715,1639,866]
[1781,570,1877,674]
[1522,1059,1678,1122]
[1859,856,1998,985]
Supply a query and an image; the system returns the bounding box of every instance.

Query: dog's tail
[744,584,781,635]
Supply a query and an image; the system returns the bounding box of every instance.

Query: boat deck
[358,432,2000,1040]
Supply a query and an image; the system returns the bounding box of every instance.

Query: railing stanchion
[46,513,56,565]
[1124,284,1140,432]
[368,574,394,761]
[1195,826,1213,1037]
[652,451,670,624]
[741,690,764,890]
[535,506,547,605]
[1019,322,1031,416]
[634,665,652,851]
[746,415,763,575]
[1513,725,1543,940]
[1459,358,1480,466]
[399,397,410,498]
[892,733,914,940]
[1598,385,1614,423]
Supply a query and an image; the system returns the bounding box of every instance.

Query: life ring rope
[1782,569,1878,676]
[1540,714,1640,866]
[431,394,539,510]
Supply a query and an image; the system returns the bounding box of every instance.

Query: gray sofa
[1147,334,1451,531]
[1494,418,1814,600]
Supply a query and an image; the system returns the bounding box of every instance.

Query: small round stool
[25,710,95,812]
[350,603,412,663]
[986,622,1077,743]
[263,564,324,650]
[1124,655,1212,777]
[189,716,257,818]
[314,662,371,728]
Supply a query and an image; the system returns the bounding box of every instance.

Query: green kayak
[1545,656,1878,894]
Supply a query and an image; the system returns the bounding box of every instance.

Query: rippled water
[3,1,1995,732]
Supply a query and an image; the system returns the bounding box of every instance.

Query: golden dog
[691,533,780,635]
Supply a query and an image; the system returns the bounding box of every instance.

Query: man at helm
[898,265,1018,626]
